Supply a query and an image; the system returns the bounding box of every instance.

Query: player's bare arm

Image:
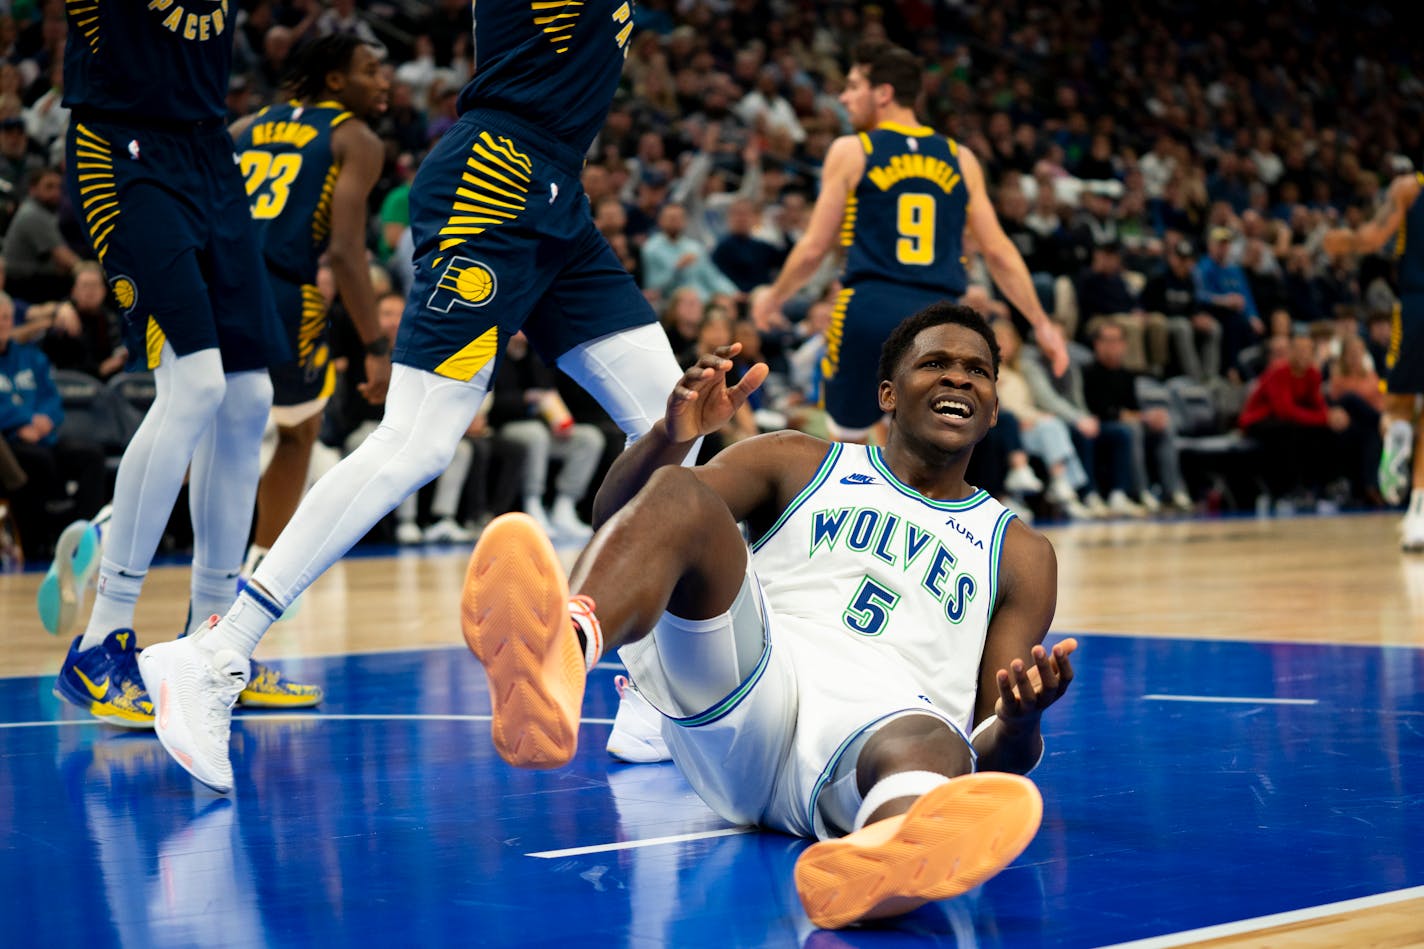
[970,519,1075,774]
[592,344,824,531]
[1323,173,1422,257]
[751,135,865,330]
[329,120,390,403]
[961,146,1069,376]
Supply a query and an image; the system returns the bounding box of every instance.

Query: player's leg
[535,225,690,452]
[460,465,751,767]
[253,413,323,557]
[794,713,1042,930]
[252,277,334,565]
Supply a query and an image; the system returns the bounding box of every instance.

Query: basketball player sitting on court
[462,301,1078,930]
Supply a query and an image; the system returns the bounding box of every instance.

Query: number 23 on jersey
[240,150,303,219]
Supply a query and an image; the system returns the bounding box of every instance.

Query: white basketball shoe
[139,620,249,793]
[606,675,671,764]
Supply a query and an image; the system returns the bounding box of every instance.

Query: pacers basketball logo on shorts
[428,257,498,313]
[109,276,138,312]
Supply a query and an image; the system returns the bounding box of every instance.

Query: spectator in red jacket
[1239,332,1351,505]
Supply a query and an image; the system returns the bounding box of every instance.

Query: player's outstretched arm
[1323,173,1421,258]
[751,135,864,330]
[961,147,1069,377]
[970,520,1075,774]
[592,344,768,525]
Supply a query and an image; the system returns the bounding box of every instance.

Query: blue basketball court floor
[2,515,1422,947]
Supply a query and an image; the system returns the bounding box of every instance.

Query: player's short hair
[852,42,922,108]
[878,301,1000,383]
[284,34,376,101]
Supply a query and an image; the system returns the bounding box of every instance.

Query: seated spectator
[1082,321,1193,512]
[2,167,79,304]
[1139,239,1223,381]
[1195,225,1265,380]
[1074,240,1169,375]
[488,332,604,542]
[660,285,705,368]
[0,291,104,557]
[711,197,785,293]
[640,202,739,302]
[1012,321,1145,517]
[991,318,1099,519]
[1238,332,1353,508]
[1326,333,1385,506]
[41,261,125,379]
[0,116,44,219]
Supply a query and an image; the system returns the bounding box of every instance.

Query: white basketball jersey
[749,443,1016,732]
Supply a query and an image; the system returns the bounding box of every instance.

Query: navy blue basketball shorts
[1384,294,1424,396]
[266,274,335,409]
[392,109,656,384]
[819,280,956,431]
[65,118,286,373]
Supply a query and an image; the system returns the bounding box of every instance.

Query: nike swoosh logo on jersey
[76,668,109,700]
[840,474,879,485]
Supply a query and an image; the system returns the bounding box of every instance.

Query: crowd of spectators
[4,0,1424,558]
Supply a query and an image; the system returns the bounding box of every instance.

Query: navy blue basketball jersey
[841,122,969,296]
[63,0,233,123]
[1396,173,1424,293]
[235,102,353,282]
[457,0,636,157]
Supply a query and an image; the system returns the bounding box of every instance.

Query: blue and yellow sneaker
[53,629,155,728]
[36,511,106,637]
[238,661,324,708]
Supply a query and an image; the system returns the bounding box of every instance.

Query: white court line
[527,826,756,859]
[0,713,616,729]
[1097,884,1424,948]
[1142,694,1318,706]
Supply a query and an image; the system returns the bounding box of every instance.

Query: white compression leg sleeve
[207,364,489,657]
[188,369,273,626]
[81,346,228,648]
[556,322,701,461]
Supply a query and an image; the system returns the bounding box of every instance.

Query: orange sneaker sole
[461,513,585,769]
[794,772,1043,930]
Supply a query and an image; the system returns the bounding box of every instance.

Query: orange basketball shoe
[461,513,589,769]
[794,772,1043,930]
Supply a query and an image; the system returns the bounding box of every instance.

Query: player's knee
[856,715,974,790]
[171,370,227,418]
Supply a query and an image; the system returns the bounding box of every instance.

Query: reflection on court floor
[1,634,1421,948]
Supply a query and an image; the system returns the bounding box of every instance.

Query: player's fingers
[1032,645,1057,691]
[996,668,1020,709]
[733,362,770,400]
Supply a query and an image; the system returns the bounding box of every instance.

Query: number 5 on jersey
[240,150,303,219]
[843,577,901,636]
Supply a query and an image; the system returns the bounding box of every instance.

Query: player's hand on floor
[994,637,1077,728]
[665,343,768,444]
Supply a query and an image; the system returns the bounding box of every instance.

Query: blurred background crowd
[3,0,1420,558]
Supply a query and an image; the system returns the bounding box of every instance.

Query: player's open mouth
[931,396,973,420]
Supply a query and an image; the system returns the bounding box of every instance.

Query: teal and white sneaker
[36,505,111,637]
[1379,420,1413,506]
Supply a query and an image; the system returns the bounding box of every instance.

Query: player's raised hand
[665,343,768,444]
[994,637,1077,729]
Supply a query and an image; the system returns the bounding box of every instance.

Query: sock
[852,770,952,832]
[190,564,241,631]
[1411,489,1424,517]
[203,587,282,659]
[569,594,603,671]
[79,560,145,649]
